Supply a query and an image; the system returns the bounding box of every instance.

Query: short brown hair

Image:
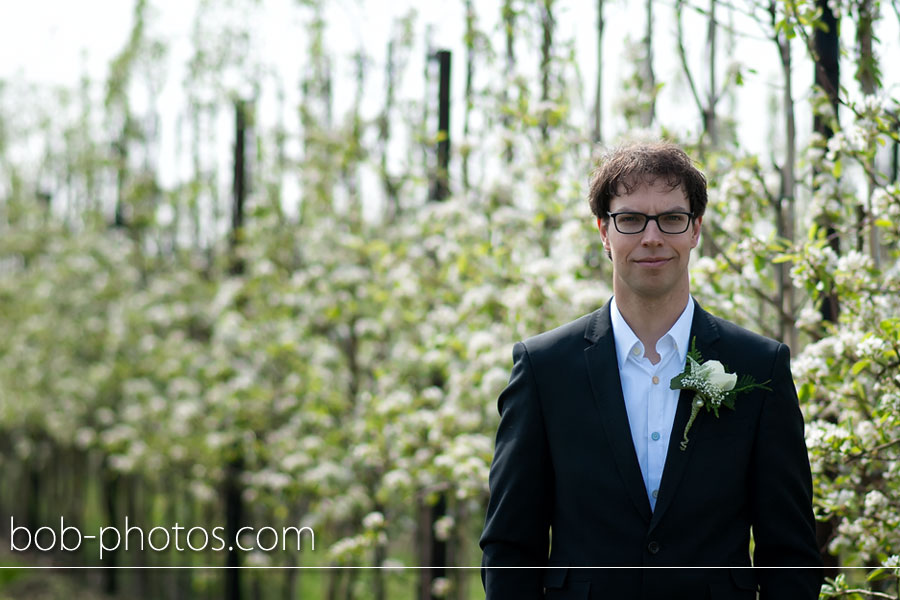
[587,141,707,221]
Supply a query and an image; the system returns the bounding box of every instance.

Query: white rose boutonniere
[670,337,771,451]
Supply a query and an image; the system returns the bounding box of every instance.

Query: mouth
[635,257,672,267]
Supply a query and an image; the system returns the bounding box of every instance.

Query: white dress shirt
[610,296,694,511]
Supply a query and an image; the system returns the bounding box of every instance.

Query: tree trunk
[593,0,604,143]
[856,0,881,266]
[502,0,516,163]
[429,495,448,600]
[103,465,119,595]
[462,0,475,194]
[381,39,399,221]
[771,0,797,351]
[705,0,717,145]
[642,0,655,127]
[539,0,554,141]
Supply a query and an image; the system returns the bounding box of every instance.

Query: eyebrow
[612,206,691,213]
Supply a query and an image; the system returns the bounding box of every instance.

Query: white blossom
[431,577,452,598]
[433,515,454,541]
[362,512,385,530]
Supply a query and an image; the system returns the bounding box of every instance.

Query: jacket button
[647,541,660,554]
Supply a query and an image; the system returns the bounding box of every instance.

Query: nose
[641,219,665,245]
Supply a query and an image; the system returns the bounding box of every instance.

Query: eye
[662,213,687,223]
[618,214,641,223]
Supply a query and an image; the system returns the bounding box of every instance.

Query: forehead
[610,180,689,211]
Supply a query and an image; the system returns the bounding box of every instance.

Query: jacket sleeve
[479,341,552,599]
[751,342,823,599]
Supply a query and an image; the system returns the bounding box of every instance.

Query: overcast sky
[3,0,898,208]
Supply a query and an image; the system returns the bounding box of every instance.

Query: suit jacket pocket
[543,568,590,599]
[708,568,757,600]
[543,567,568,590]
[544,582,590,600]
[730,568,757,590]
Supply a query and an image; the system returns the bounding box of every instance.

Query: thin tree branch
[846,438,900,462]
[826,587,898,599]
[655,0,771,41]
[701,220,796,326]
[676,0,706,120]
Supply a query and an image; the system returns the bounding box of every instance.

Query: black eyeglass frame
[606,211,696,235]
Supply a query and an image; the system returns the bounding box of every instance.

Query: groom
[479,141,822,599]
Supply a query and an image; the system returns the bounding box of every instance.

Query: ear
[598,217,611,253]
[690,215,703,249]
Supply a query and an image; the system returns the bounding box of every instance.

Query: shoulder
[698,307,788,378]
[707,311,782,354]
[518,309,601,361]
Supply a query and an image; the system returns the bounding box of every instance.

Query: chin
[632,280,681,299]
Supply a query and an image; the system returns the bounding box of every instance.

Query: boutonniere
[670,338,771,451]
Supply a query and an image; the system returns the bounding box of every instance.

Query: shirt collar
[610,296,694,369]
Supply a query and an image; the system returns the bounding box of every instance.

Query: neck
[614,286,691,355]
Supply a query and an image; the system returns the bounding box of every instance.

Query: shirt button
[632,347,641,356]
[647,541,660,554]
[652,489,659,499]
[651,431,660,441]
[652,375,659,385]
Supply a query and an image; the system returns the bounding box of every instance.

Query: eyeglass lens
[614,213,691,234]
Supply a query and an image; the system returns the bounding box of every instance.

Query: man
[479,141,822,599]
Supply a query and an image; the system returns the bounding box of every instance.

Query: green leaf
[687,337,702,363]
[798,382,815,403]
[772,254,797,264]
[866,567,889,582]
[851,359,871,376]
[753,254,765,272]
[832,159,842,178]
[874,218,892,228]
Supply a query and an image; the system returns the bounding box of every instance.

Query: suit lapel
[584,302,653,524]
[649,301,721,531]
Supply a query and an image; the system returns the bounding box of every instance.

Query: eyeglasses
[606,211,695,234]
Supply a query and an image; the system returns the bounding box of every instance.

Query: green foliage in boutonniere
[670,337,772,451]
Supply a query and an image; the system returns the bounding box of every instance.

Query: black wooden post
[812,0,839,140]
[431,48,450,597]
[420,48,452,600]
[812,0,841,578]
[813,0,840,326]
[224,451,244,600]
[225,99,250,600]
[429,50,451,202]
[230,99,249,275]
[114,135,128,228]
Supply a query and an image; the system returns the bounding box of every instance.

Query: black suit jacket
[480,300,822,599]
